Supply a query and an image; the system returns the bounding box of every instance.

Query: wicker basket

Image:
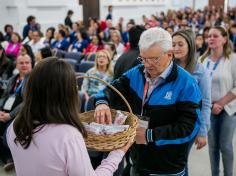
[77,75,138,152]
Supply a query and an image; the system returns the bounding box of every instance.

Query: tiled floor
[0,132,235,176]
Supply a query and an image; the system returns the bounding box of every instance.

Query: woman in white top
[199,26,236,176]
[111,30,124,59]
[7,57,131,176]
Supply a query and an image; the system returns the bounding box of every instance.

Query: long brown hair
[172,29,197,74]
[14,57,87,149]
[200,26,233,63]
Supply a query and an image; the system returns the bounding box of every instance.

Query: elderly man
[94,27,202,175]
[0,54,32,171]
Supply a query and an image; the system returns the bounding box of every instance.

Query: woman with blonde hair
[111,30,124,58]
[199,26,236,176]
[81,50,113,101]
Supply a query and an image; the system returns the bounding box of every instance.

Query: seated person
[81,50,113,101]
[68,30,89,53]
[0,54,32,171]
[84,34,104,55]
[35,46,53,65]
[51,30,70,51]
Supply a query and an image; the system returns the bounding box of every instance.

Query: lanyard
[14,78,24,93]
[206,56,222,77]
[141,81,149,116]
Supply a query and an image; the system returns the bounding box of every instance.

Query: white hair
[139,27,172,52]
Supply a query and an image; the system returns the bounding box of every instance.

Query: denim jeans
[208,111,236,176]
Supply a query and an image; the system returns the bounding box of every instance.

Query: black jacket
[95,63,202,174]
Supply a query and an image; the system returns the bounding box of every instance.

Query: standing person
[22,16,38,40]
[172,29,211,176]
[94,27,202,175]
[7,57,132,176]
[4,24,14,42]
[64,10,74,29]
[114,25,145,80]
[106,5,113,20]
[199,26,236,176]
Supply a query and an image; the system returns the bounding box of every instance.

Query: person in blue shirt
[94,27,202,176]
[172,29,211,176]
[51,30,70,51]
[68,30,89,53]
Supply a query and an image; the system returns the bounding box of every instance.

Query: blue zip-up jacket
[95,63,202,174]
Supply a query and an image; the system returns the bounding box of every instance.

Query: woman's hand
[212,103,223,115]
[119,138,134,153]
[194,136,207,150]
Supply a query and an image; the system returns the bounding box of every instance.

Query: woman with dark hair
[35,46,53,64]
[172,29,211,176]
[19,44,35,67]
[6,57,131,176]
[84,34,104,54]
[42,27,55,47]
[5,32,22,59]
[68,30,89,53]
[199,26,236,176]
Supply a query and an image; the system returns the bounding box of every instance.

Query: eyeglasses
[137,53,165,64]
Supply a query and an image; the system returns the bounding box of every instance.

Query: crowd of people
[0,5,236,176]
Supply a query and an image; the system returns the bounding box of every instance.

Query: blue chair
[61,59,77,71]
[84,95,95,111]
[64,52,83,63]
[55,49,66,58]
[77,61,95,73]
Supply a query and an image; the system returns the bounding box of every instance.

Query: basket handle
[76,75,133,114]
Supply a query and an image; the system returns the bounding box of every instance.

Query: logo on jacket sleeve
[164,91,172,100]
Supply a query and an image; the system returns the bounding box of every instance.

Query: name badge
[3,95,16,111]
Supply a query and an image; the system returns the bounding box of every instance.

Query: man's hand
[212,103,223,115]
[194,136,207,150]
[135,127,147,144]
[0,111,11,122]
[94,104,112,124]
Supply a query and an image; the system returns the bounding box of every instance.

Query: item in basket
[85,122,129,135]
[102,124,130,135]
[114,110,128,125]
[83,122,102,135]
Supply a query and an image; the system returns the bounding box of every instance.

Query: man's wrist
[95,100,109,107]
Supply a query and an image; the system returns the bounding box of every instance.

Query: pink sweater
[7,123,125,176]
[5,42,21,57]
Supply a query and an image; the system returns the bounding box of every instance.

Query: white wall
[0,0,82,36]
[100,0,168,26]
[99,0,210,27]
[1,0,236,36]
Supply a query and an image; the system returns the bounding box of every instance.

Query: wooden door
[79,0,100,28]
